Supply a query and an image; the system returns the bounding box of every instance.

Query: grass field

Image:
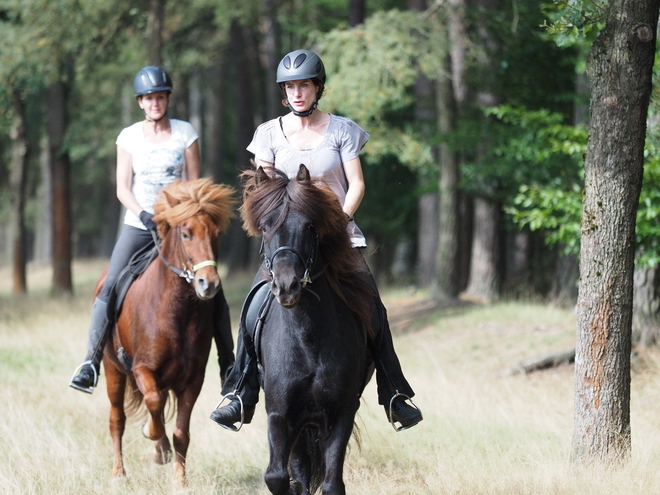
[2,259,660,494]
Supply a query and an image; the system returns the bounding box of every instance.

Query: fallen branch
[504,348,576,376]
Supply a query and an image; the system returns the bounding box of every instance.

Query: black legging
[99,225,154,303]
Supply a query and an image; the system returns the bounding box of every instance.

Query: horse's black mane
[240,166,375,337]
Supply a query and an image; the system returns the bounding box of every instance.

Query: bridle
[151,226,217,284]
[263,233,320,288]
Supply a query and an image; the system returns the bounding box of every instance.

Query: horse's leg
[289,431,313,495]
[133,366,168,444]
[105,361,127,480]
[320,409,357,495]
[264,412,293,495]
[168,380,203,489]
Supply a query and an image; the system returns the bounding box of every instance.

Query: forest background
[3,0,660,474]
[2,0,660,342]
[0,0,600,305]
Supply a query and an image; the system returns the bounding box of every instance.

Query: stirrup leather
[387,392,421,432]
[212,391,246,432]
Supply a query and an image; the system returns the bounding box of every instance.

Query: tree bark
[226,19,256,273]
[572,0,659,465]
[147,0,164,66]
[434,51,460,298]
[9,88,29,293]
[260,0,281,120]
[349,0,366,26]
[47,78,73,295]
[632,267,660,348]
[464,197,500,302]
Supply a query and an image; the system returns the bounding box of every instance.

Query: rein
[152,226,217,283]
[263,233,319,288]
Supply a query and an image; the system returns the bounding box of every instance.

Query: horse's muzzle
[194,274,221,300]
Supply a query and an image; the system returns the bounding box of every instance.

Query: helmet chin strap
[286,99,318,117]
[141,108,168,123]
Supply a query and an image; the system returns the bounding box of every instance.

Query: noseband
[153,226,217,284]
[263,233,319,288]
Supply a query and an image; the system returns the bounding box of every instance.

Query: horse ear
[255,166,270,185]
[297,164,310,182]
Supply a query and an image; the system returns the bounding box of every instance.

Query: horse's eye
[181,231,191,240]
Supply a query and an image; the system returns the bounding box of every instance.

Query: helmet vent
[283,56,291,70]
[293,53,307,68]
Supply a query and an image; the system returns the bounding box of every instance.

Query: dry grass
[2,260,660,494]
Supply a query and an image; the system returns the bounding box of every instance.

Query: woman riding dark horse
[240,164,377,494]
[210,49,422,431]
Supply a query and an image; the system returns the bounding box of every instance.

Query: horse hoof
[153,446,172,465]
[110,473,128,484]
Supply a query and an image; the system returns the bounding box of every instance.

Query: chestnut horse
[98,178,234,488]
[240,165,374,495]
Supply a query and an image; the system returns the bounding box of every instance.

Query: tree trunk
[461,0,503,303]
[226,19,256,273]
[434,51,460,298]
[47,79,73,295]
[572,0,659,465]
[348,0,366,26]
[34,134,53,263]
[9,88,29,293]
[632,267,660,348]
[147,0,164,66]
[260,0,281,120]
[464,197,500,302]
[417,191,438,287]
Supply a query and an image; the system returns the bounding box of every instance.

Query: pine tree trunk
[434,52,460,298]
[147,0,164,66]
[47,79,73,295]
[572,0,659,465]
[9,89,29,293]
[464,197,500,302]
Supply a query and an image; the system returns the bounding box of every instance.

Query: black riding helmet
[133,66,173,97]
[276,50,326,117]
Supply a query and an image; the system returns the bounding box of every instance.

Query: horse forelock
[154,179,235,235]
[240,167,373,334]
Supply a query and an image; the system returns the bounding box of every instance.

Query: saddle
[105,241,158,370]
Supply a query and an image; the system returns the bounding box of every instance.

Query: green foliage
[489,106,587,252]
[541,0,608,47]
[314,9,446,171]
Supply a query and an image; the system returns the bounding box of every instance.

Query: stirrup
[212,391,246,432]
[69,360,99,393]
[387,392,422,432]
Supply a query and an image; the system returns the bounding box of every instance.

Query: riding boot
[364,271,423,429]
[213,286,235,387]
[209,325,259,427]
[70,298,110,394]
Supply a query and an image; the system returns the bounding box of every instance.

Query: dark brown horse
[97,178,234,488]
[240,165,374,495]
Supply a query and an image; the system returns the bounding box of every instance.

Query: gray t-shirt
[247,114,370,248]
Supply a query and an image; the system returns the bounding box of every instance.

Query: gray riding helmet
[276,50,326,84]
[133,66,173,97]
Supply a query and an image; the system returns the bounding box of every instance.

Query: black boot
[210,398,255,428]
[360,261,423,430]
[387,396,423,429]
[70,298,109,394]
[213,288,235,387]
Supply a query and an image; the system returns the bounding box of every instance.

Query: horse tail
[123,380,145,419]
[122,380,177,423]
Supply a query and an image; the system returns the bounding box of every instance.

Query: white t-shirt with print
[116,119,199,229]
[247,114,370,248]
